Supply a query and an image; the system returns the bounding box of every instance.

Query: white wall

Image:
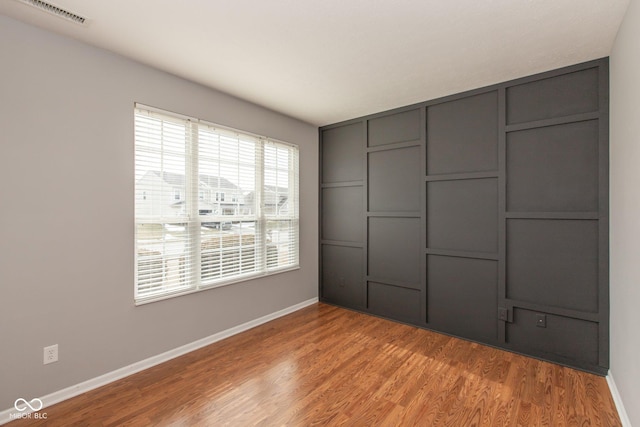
[610,1,640,425]
[0,15,318,410]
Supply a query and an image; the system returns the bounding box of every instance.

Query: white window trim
[134,103,300,305]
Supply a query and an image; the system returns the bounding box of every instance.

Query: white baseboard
[0,298,318,425]
[607,373,633,427]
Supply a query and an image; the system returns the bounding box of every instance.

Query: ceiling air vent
[16,0,87,25]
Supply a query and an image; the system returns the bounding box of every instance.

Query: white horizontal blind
[135,109,195,299]
[134,105,299,303]
[263,141,299,270]
[198,125,261,284]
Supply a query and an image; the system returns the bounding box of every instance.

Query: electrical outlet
[44,344,58,365]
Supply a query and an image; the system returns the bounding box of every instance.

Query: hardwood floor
[9,303,621,426]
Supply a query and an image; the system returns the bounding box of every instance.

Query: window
[134,105,299,304]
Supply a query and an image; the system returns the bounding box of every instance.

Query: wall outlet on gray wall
[44,344,58,365]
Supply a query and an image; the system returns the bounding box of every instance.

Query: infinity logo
[14,398,43,412]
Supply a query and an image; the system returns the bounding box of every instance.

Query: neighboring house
[136,171,246,217]
[244,185,290,215]
[196,174,247,215]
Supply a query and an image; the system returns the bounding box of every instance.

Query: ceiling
[0,0,630,126]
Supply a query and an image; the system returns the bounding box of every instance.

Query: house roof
[150,171,240,191]
[245,186,289,207]
[264,185,289,195]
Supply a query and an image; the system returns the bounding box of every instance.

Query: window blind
[134,105,299,303]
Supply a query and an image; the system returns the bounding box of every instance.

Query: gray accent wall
[0,16,318,411]
[320,58,609,375]
[610,0,640,425]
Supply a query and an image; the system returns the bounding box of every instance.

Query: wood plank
[7,303,621,426]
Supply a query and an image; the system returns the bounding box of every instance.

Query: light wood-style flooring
[9,303,621,426]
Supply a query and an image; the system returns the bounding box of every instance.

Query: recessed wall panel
[507,308,599,365]
[506,68,598,124]
[368,282,421,323]
[507,121,599,212]
[322,245,364,309]
[427,92,498,175]
[427,178,498,253]
[322,123,363,183]
[428,256,498,343]
[368,109,421,147]
[369,146,421,212]
[507,219,599,312]
[368,217,420,285]
[322,187,363,242]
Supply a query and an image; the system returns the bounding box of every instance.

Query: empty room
[1,0,639,425]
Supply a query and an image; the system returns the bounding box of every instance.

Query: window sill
[134,265,301,306]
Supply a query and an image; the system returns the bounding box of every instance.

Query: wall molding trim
[607,373,633,427]
[0,298,318,425]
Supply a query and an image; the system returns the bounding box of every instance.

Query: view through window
[134,105,299,303]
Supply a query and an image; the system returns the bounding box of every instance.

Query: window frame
[134,104,300,305]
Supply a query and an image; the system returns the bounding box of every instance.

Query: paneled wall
[320,58,609,374]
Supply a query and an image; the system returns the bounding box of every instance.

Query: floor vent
[16,0,87,25]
